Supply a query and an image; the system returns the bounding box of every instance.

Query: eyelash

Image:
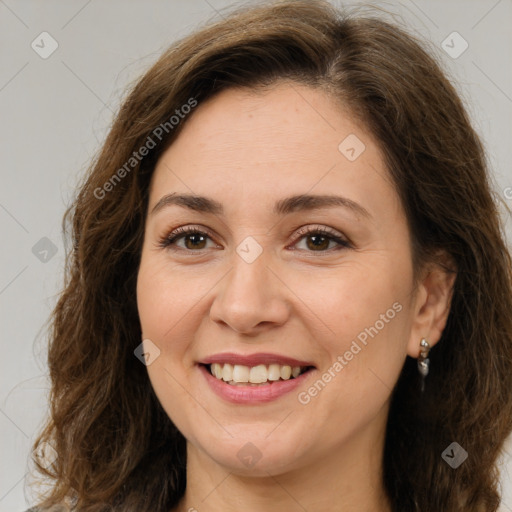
[157,225,352,254]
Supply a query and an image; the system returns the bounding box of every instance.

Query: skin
[136,81,456,512]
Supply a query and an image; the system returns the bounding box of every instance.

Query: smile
[207,363,311,385]
[198,353,316,403]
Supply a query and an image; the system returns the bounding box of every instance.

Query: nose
[209,249,291,335]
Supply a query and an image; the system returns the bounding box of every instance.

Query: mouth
[198,352,316,403]
[202,362,315,386]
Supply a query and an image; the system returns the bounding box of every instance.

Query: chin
[183,427,306,474]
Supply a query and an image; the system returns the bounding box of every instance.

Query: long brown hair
[32,1,512,510]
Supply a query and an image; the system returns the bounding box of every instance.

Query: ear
[406,251,457,358]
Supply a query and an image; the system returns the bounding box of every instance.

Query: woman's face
[137,82,424,476]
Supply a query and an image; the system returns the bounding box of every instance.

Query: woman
[29,1,512,511]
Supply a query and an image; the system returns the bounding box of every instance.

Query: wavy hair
[31,1,512,511]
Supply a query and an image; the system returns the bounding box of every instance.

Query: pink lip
[198,364,314,404]
[200,352,315,368]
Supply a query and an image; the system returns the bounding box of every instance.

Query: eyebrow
[150,192,371,219]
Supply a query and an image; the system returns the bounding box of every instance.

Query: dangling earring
[417,338,430,393]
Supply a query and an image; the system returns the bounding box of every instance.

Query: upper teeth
[210,363,304,384]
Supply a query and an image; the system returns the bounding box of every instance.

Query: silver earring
[417,338,430,393]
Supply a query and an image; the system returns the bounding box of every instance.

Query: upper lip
[200,352,315,368]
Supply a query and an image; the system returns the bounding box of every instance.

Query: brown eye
[159,225,351,254]
[303,234,333,251]
[159,227,216,251]
[292,226,351,252]
[181,232,208,250]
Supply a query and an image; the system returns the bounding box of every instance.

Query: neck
[173,408,392,512]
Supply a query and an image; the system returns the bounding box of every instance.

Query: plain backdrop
[1,1,511,510]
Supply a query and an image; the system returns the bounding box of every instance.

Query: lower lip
[199,364,313,404]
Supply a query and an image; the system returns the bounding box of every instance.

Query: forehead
[163,83,355,165]
[148,82,399,222]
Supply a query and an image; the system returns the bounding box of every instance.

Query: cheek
[136,257,203,431]
[294,258,408,339]
[296,259,412,396]
[144,357,207,446]
[137,254,202,340]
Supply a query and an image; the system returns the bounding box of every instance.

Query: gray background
[1,0,511,510]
